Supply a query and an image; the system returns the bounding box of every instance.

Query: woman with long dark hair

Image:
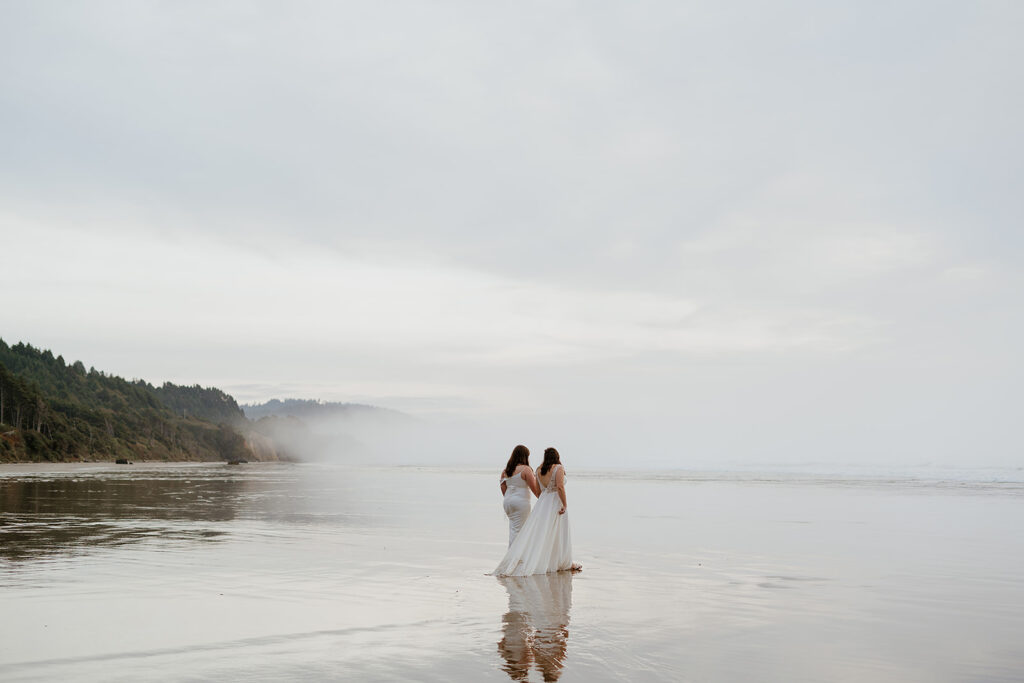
[500,444,541,546]
[494,447,581,576]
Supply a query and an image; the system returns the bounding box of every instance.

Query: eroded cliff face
[243,430,288,462]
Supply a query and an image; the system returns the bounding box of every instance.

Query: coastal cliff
[0,339,287,463]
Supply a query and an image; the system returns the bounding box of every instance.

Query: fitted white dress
[501,469,533,546]
[494,465,574,576]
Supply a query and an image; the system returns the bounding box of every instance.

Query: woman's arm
[522,467,541,497]
[500,472,507,496]
[555,467,567,514]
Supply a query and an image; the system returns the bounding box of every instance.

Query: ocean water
[0,462,1022,682]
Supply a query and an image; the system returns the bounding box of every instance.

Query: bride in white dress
[499,445,541,546]
[494,447,582,576]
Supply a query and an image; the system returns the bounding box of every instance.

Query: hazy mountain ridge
[242,398,409,422]
[241,399,413,462]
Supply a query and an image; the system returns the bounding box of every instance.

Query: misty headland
[0,338,407,465]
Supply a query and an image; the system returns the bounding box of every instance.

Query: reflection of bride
[497,572,573,682]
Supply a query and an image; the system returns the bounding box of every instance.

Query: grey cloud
[3,2,1021,274]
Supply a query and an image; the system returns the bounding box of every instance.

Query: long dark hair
[504,444,530,477]
[538,447,561,476]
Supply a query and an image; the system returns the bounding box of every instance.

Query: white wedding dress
[494,465,574,576]
[501,469,533,546]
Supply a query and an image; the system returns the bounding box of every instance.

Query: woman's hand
[523,467,541,497]
[559,506,566,515]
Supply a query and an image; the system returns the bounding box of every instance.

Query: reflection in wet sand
[0,468,252,562]
[497,573,572,682]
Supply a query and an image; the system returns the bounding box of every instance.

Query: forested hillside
[141,381,246,424]
[0,339,262,462]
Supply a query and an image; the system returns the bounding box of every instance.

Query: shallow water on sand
[1,462,1022,682]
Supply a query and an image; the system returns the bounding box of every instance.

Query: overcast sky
[2,1,1021,467]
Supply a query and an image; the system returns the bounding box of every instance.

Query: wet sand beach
[1,462,1022,681]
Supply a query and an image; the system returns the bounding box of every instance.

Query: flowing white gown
[501,469,533,546]
[494,465,574,576]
